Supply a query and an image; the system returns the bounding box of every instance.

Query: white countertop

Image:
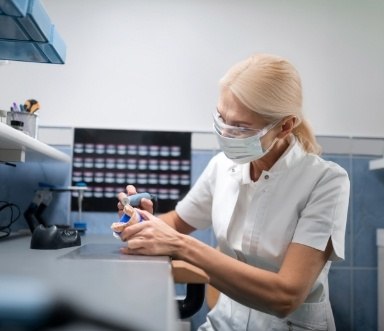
[0,234,180,331]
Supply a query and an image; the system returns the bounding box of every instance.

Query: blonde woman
[117,54,350,331]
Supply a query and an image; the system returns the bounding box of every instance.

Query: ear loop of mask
[260,116,296,153]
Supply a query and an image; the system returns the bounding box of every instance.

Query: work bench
[0,234,209,331]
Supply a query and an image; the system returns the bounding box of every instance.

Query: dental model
[111,192,149,238]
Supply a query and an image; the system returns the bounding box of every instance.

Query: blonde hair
[219,53,321,155]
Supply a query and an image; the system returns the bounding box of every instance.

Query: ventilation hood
[0,0,66,64]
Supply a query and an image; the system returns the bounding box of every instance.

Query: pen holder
[6,111,38,138]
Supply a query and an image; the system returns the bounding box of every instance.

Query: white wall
[1,0,383,137]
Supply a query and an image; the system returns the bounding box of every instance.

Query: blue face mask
[213,112,278,164]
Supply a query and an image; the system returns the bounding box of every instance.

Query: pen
[12,102,19,112]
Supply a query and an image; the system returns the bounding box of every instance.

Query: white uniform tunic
[175,138,350,331]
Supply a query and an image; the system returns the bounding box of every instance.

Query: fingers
[119,221,146,241]
[117,202,124,218]
[140,198,154,214]
[117,185,137,216]
[118,185,153,211]
[120,235,155,255]
[120,246,142,255]
[117,201,124,210]
[117,192,129,205]
[136,208,153,220]
[121,236,145,251]
[120,244,140,255]
[126,185,137,195]
[120,247,130,254]
[118,185,137,204]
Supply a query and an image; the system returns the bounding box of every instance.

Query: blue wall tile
[329,268,352,331]
[324,153,382,331]
[0,146,72,233]
[191,150,217,184]
[352,156,384,268]
[353,269,377,331]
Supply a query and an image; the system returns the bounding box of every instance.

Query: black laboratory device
[30,224,81,250]
[25,184,87,250]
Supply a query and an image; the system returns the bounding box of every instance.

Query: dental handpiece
[121,192,153,208]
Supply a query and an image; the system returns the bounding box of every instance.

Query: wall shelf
[369,158,384,170]
[0,122,70,162]
[0,0,66,64]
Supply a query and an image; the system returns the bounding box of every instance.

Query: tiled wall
[2,129,384,331]
[0,146,72,233]
[327,153,384,331]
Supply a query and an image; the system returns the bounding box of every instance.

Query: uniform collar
[268,135,306,172]
[227,136,306,183]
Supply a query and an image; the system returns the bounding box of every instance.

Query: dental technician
[116,53,350,330]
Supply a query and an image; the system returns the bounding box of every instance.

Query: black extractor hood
[0,0,66,64]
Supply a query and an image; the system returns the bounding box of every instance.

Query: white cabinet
[0,122,70,163]
[377,229,384,331]
[369,158,384,170]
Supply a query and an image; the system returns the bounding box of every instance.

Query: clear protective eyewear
[212,111,275,139]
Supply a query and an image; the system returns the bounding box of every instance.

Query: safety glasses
[212,111,275,138]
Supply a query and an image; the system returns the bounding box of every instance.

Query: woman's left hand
[119,209,183,258]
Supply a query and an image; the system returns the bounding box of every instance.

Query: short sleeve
[292,164,350,261]
[175,154,219,229]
